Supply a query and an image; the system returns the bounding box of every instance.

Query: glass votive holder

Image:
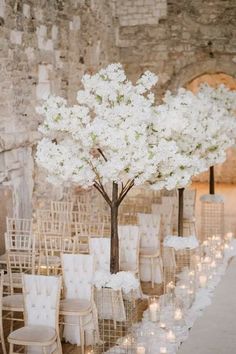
[199,274,208,288]
[136,343,146,354]
[166,329,176,344]
[148,296,160,322]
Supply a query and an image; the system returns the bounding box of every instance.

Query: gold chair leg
[151,258,154,288]
[79,317,85,354]
[57,333,63,354]
[9,342,14,354]
[0,325,7,354]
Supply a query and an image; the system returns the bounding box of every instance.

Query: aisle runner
[131,240,236,354]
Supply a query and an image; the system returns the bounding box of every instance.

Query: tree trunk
[178,187,184,237]
[209,166,215,195]
[110,182,119,274]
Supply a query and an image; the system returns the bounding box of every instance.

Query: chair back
[37,219,70,236]
[77,201,91,214]
[118,225,139,272]
[61,254,94,301]
[4,228,35,252]
[6,251,35,293]
[137,213,160,229]
[36,209,52,221]
[0,270,3,312]
[138,214,161,249]
[51,201,73,222]
[6,217,33,235]
[183,189,196,219]
[89,238,110,271]
[23,274,61,329]
[157,203,174,241]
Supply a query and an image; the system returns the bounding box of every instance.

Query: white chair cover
[61,254,95,345]
[118,225,139,273]
[138,214,162,283]
[23,274,61,354]
[89,238,110,272]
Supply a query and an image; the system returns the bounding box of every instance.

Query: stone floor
[177,257,236,354]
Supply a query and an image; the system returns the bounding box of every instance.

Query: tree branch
[118,180,134,205]
[94,182,111,206]
[97,148,107,162]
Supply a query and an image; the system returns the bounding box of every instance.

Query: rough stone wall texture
[114,0,236,184]
[0,0,118,217]
[113,0,167,27]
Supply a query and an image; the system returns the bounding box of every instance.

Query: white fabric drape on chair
[24,274,61,354]
[61,254,95,345]
[138,213,162,283]
[89,238,110,272]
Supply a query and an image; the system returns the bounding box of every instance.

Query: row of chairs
[0,253,101,354]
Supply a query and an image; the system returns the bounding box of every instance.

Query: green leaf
[96,95,102,103]
[53,114,62,122]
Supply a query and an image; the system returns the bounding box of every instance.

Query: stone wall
[0,0,118,217]
[113,0,167,27]
[114,0,236,182]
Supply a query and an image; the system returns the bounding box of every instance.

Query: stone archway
[168,57,236,92]
[185,72,236,184]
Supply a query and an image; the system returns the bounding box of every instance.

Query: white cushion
[60,298,91,314]
[8,325,56,344]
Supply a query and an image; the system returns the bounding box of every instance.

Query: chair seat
[8,325,56,345]
[140,248,160,257]
[60,298,91,315]
[2,294,24,311]
[39,255,61,266]
[119,262,138,273]
[183,217,196,223]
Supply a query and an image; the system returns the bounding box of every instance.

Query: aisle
[177,257,236,354]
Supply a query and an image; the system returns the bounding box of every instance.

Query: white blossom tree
[36,64,193,273]
[196,83,236,195]
[153,86,236,235]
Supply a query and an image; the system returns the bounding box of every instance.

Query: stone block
[10,30,23,45]
[23,3,30,18]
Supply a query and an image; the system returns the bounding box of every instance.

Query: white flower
[92,270,140,293]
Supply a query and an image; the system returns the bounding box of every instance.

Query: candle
[160,347,167,354]
[203,256,211,264]
[166,329,176,343]
[166,281,175,294]
[160,322,166,329]
[149,301,160,322]
[210,260,216,268]
[215,251,223,260]
[226,232,233,241]
[137,345,145,354]
[174,308,182,321]
[199,274,207,288]
[197,262,202,272]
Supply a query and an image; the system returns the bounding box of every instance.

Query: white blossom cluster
[151,85,236,187]
[92,270,140,293]
[36,63,192,191]
[36,63,236,193]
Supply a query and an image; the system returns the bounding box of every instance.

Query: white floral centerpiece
[36,63,193,273]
